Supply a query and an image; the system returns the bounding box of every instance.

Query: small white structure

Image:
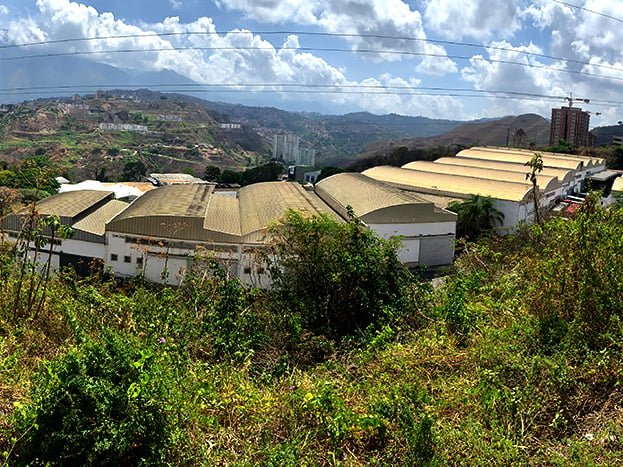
[60,180,154,200]
[98,123,148,133]
[147,173,208,186]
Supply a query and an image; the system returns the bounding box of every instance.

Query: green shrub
[13,331,178,466]
[266,210,411,340]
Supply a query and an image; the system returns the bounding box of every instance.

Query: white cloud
[215,0,457,75]
[1,0,462,118]
[0,4,9,15]
[424,0,521,41]
[169,0,182,10]
[214,0,317,24]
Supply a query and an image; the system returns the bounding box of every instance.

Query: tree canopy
[448,195,504,239]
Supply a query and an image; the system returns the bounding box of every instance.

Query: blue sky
[1,0,623,125]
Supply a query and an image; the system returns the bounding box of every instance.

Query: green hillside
[0,93,270,183]
[1,195,623,464]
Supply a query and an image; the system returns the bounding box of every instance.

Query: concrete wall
[367,221,456,267]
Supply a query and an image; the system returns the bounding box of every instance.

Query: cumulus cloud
[169,0,182,10]
[0,0,462,118]
[215,0,457,75]
[424,0,522,41]
[0,4,9,15]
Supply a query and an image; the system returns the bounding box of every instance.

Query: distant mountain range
[591,124,623,146]
[0,57,572,164]
[358,113,551,160]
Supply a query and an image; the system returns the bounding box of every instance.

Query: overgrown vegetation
[2,197,623,464]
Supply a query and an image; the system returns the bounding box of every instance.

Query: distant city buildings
[98,123,148,133]
[549,106,591,147]
[157,115,183,122]
[219,123,242,130]
[272,134,316,166]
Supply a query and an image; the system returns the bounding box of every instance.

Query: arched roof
[362,166,533,203]
[237,182,338,242]
[479,146,605,167]
[315,173,456,224]
[433,157,576,186]
[402,160,561,193]
[458,148,585,171]
[106,184,215,241]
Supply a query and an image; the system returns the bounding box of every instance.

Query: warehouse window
[124,255,131,263]
[110,254,118,261]
[136,257,143,267]
[243,266,252,274]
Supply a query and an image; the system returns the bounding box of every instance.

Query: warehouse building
[2,191,128,274]
[316,173,457,267]
[362,166,537,233]
[431,157,576,195]
[3,176,460,284]
[362,146,612,232]
[402,160,563,199]
[105,182,339,286]
[457,147,605,192]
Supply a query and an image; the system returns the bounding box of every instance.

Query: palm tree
[448,195,505,239]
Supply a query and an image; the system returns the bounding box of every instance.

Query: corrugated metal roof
[587,170,620,182]
[402,160,561,193]
[111,184,213,221]
[433,157,576,186]
[107,182,338,244]
[316,173,456,223]
[458,148,585,171]
[148,173,208,185]
[408,192,463,209]
[35,190,114,219]
[73,200,129,236]
[106,185,214,241]
[480,146,605,167]
[362,166,532,202]
[203,194,241,238]
[239,182,338,241]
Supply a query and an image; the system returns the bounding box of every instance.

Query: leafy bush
[13,331,178,465]
[266,210,411,340]
[524,194,623,351]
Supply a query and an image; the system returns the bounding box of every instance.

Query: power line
[3,86,621,108]
[1,29,623,75]
[3,81,623,106]
[2,44,623,85]
[551,0,623,24]
[0,82,568,99]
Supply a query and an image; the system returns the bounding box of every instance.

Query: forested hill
[357,113,550,160]
[202,101,464,164]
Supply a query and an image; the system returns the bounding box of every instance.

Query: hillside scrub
[1,204,623,464]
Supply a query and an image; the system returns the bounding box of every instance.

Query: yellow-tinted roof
[316,173,456,223]
[402,160,561,193]
[239,182,338,240]
[72,200,128,236]
[612,176,623,192]
[479,146,605,167]
[362,166,532,202]
[203,194,241,237]
[110,184,213,221]
[458,148,584,171]
[433,157,576,186]
[106,185,215,241]
[36,190,113,219]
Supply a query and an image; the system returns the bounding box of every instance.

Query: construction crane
[565,93,590,108]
